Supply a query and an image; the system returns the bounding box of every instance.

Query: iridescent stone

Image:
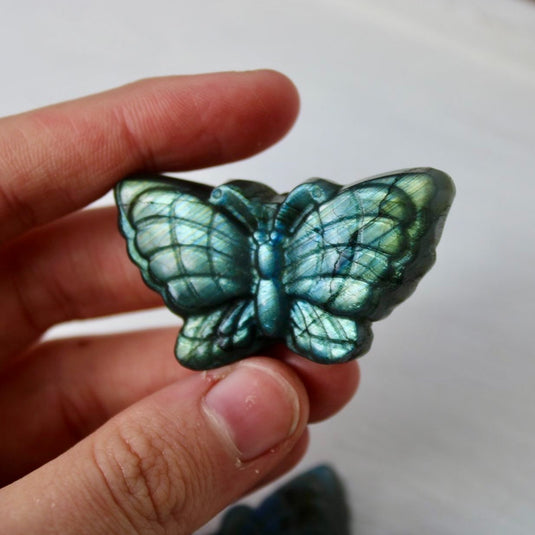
[212,465,350,535]
[115,168,455,370]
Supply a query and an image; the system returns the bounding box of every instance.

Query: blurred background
[1,0,534,533]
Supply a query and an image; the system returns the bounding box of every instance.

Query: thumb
[0,358,308,535]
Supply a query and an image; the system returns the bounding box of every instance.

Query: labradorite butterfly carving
[115,168,454,370]
[212,465,349,534]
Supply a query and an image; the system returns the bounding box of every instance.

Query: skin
[0,70,359,535]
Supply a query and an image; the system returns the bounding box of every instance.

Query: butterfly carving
[213,465,349,534]
[115,168,454,370]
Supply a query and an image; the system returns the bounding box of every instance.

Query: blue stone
[212,465,350,535]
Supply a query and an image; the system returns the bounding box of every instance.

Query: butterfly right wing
[283,168,455,363]
[115,175,260,369]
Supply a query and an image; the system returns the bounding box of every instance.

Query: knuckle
[5,264,43,338]
[0,174,38,240]
[56,369,110,441]
[39,267,79,322]
[111,105,157,171]
[8,249,73,335]
[91,415,205,533]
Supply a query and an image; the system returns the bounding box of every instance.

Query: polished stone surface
[115,168,454,369]
[212,465,349,535]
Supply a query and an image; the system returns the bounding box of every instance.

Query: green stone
[115,168,455,370]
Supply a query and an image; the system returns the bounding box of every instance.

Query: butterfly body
[249,227,281,338]
[115,168,454,370]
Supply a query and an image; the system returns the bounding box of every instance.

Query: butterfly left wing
[115,175,261,369]
[176,300,265,369]
[283,168,455,363]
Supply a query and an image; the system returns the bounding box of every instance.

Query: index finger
[0,70,299,244]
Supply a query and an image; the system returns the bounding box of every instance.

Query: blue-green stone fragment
[212,465,350,535]
[115,168,455,370]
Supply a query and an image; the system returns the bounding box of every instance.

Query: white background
[1,0,534,533]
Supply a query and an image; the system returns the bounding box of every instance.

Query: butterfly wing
[214,465,350,535]
[287,298,372,364]
[115,175,260,369]
[283,168,455,363]
[176,301,264,369]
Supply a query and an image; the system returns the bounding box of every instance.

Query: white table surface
[2,0,534,533]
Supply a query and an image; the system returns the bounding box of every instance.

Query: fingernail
[203,363,300,461]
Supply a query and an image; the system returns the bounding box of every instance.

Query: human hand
[0,70,359,534]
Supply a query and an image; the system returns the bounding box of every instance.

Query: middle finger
[0,206,161,362]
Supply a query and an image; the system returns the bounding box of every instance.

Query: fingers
[0,359,309,535]
[0,207,159,360]
[281,348,360,422]
[252,430,310,492]
[0,70,299,244]
[0,328,186,485]
[0,330,358,485]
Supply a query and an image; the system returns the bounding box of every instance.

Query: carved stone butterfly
[115,168,454,370]
[213,465,349,534]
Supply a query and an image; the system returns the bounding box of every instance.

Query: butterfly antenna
[209,184,261,232]
[274,179,340,233]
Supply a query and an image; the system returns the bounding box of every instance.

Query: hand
[0,70,359,534]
